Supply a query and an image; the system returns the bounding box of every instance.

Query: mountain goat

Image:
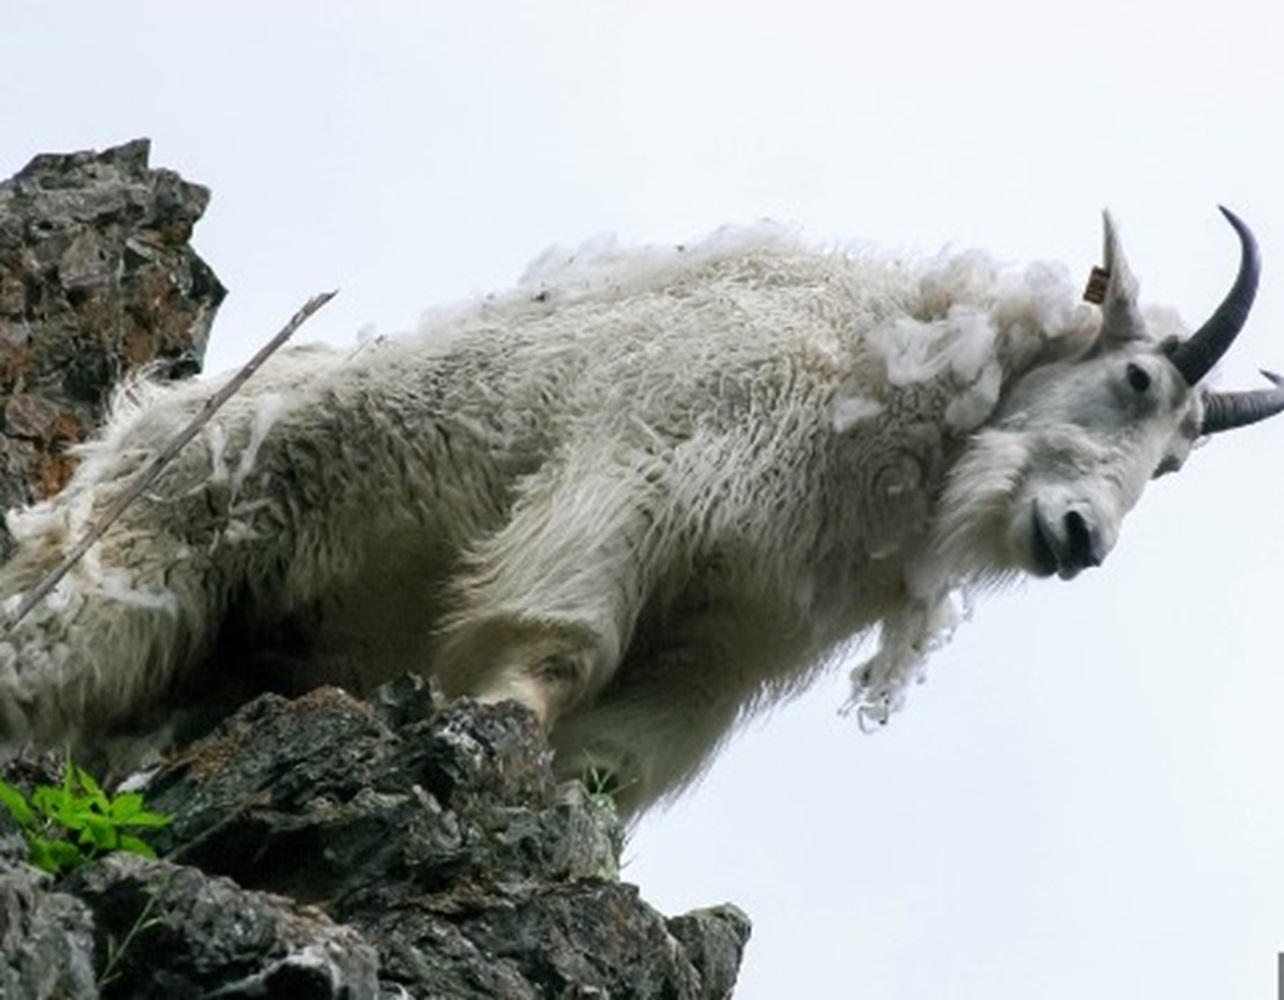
[1,209,1280,815]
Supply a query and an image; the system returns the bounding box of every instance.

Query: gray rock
[667,906,754,1000]
[67,853,379,999]
[0,866,98,1000]
[1,681,748,998]
[0,138,223,557]
[143,678,747,998]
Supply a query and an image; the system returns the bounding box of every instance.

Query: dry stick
[4,290,338,633]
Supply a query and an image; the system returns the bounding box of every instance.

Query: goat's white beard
[844,430,1026,728]
[842,590,971,730]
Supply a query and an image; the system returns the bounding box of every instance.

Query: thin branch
[3,291,337,632]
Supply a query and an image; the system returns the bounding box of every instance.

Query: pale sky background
[8,3,1284,997]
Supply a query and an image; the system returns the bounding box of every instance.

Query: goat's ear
[1096,211,1146,346]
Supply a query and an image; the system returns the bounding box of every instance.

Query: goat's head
[939,208,1284,585]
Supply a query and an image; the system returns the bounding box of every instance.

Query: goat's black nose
[1063,509,1102,570]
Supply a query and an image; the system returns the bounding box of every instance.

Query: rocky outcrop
[1,681,750,998]
[0,138,224,556]
[0,142,749,998]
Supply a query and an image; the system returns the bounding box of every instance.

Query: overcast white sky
[9,3,1284,996]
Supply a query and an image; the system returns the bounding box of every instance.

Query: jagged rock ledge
[1,679,749,998]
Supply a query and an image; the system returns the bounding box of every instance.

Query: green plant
[0,762,172,875]
[98,888,164,990]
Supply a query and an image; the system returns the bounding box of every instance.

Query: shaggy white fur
[0,218,1240,814]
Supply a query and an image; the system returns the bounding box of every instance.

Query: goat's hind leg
[0,521,221,753]
[548,647,743,818]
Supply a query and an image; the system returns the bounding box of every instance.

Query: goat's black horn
[1169,206,1260,386]
[1202,370,1284,435]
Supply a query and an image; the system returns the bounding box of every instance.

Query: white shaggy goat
[1,210,1280,815]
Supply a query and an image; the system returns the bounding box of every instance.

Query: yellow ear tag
[1083,266,1109,304]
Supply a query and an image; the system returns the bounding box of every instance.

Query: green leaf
[29,785,59,813]
[76,767,110,811]
[107,793,145,822]
[31,837,84,875]
[82,814,119,851]
[121,810,172,830]
[27,839,58,874]
[118,834,157,859]
[7,760,173,874]
[30,785,73,827]
[0,781,35,828]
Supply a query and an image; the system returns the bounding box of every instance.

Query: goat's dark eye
[1125,362,1151,393]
